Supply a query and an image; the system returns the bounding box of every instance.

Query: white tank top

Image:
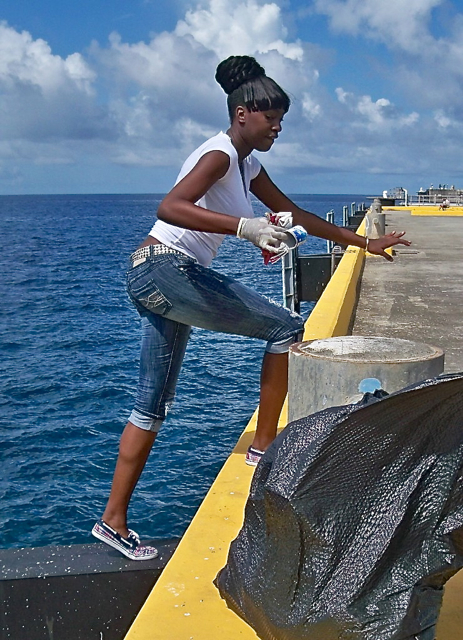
[149,132,261,266]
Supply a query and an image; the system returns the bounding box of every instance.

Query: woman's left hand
[367,231,411,262]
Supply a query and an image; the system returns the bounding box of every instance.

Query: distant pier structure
[417,184,463,205]
[383,184,463,206]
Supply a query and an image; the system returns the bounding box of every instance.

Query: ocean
[0,193,369,548]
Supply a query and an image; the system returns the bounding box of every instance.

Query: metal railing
[393,194,463,206]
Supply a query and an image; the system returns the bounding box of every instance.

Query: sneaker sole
[92,527,158,561]
[245,458,259,467]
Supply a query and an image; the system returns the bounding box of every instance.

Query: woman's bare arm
[250,167,410,260]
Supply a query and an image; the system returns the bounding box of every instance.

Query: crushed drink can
[282,225,308,249]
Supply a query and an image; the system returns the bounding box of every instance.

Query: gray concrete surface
[352,211,463,372]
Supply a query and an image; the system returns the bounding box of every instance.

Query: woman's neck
[226,127,252,162]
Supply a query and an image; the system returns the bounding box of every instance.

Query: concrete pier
[352,210,463,372]
[124,208,463,640]
[352,208,463,639]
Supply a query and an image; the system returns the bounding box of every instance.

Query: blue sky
[1,0,462,195]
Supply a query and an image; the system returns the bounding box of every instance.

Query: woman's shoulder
[196,131,236,158]
[180,132,237,176]
[176,133,233,183]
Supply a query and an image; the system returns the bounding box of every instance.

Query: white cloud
[175,0,304,60]
[302,93,322,121]
[433,108,463,132]
[357,96,394,124]
[0,21,111,149]
[173,117,218,149]
[0,21,95,94]
[434,110,452,128]
[313,0,443,52]
[0,0,320,183]
[1,0,463,194]
[335,87,419,130]
[91,1,319,153]
[314,0,463,117]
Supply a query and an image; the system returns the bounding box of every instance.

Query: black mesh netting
[215,373,463,640]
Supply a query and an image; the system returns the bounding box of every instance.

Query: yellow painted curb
[124,406,263,639]
[383,206,463,216]
[410,207,463,216]
[303,225,366,340]
[437,571,463,638]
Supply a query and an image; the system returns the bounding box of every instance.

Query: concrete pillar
[288,336,444,422]
[365,198,386,238]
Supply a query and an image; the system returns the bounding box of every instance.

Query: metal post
[331,244,343,275]
[282,247,298,312]
[325,210,334,253]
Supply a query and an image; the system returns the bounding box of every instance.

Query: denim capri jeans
[126,252,304,432]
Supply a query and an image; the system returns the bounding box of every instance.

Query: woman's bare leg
[101,421,156,538]
[102,354,288,530]
[251,351,288,451]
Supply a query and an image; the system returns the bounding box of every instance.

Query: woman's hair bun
[215,56,266,95]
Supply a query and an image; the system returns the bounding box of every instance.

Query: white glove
[236,217,287,253]
[265,211,293,229]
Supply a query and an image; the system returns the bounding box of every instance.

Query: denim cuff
[129,409,164,433]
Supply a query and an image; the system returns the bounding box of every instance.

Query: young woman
[92,55,410,560]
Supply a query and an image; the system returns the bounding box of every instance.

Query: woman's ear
[235,106,246,124]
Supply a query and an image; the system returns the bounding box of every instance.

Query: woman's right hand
[236,217,287,253]
[367,231,410,262]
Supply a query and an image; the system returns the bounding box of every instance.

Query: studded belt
[130,244,186,267]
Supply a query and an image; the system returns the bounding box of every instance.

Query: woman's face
[242,108,285,152]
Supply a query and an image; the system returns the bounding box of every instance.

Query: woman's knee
[265,317,304,354]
